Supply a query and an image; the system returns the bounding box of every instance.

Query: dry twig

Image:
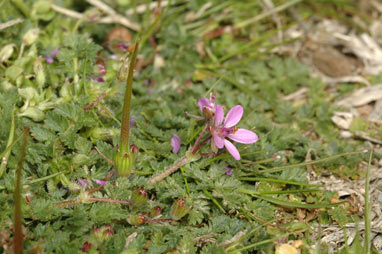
[125,0,169,15]
[87,0,140,31]
[51,4,83,19]
[51,2,140,31]
[0,19,24,31]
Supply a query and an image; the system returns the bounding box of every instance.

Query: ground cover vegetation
[0,0,380,253]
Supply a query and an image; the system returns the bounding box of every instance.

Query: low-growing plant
[0,1,378,253]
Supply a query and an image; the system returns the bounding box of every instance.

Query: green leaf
[45,111,69,132]
[328,206,349,226]
[30,125,56,142]
[74,136,92,154]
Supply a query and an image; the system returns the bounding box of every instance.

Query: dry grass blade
[236,0,302,28]
[0,19,24,31]
[364,150,372,254]
[51,2,140,31]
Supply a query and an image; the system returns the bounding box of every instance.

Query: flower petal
[228,129,258,144]
[224,167,234,176]
[215,105,224,126]
[99,64,106,75]
[213,132,225,149]
[224,139,240,160]
[224,105,243,128]
[94,179,107,186]
[45,56,54,64]
[198,98,209,112]
[77,178,88,188]
[91,77,105,83]
[171,134,181,153]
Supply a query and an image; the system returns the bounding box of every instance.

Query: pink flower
[211,105,258,160]
[94,179,107,186]
[117,42,129,52]
[45,48,59,64]
[198,93,216,118]
[224,167,233,176]
[50,48,59,58]
[91,77,105,83]
[98,64,106,75]
[171,134,181,153]
[77,178,89,188]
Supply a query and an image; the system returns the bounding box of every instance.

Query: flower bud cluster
[131,186,148,207]
[170,198,191,221]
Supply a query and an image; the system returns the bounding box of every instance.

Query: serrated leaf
[74,136,92,154]
[30,125,56,141]
[45,111,69,132]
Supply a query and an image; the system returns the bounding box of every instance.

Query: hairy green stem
[28,172,65,185]
[148,156,191,184]
[88,197,132,205]
[191,123,209,154]
[14,127,29,254]
[55,196,132,207]
[120,41,139,154]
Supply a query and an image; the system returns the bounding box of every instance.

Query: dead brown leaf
[356,104,374,117]
[106,26,132,44]
[311,44,362,78]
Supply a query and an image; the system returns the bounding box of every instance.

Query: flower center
[217,127,237,139]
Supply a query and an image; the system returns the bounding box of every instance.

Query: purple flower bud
[224,167,234,177]
[45,56,54,64]
[94,179,107,186]
[198,93,216,119]
[98,64,106,75]
[91,77,105,83]
[117,42,129,51]
[50,48,59,58]
[171,134,181,154]
[77,178,89,188]
[44,48,59,64]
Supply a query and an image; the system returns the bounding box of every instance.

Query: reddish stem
[88,197,132,205]
[144,218,173,223]
[192,136,211,154]
[148,156,189,184]
[191,124,209,154]
[83,90,108,110]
